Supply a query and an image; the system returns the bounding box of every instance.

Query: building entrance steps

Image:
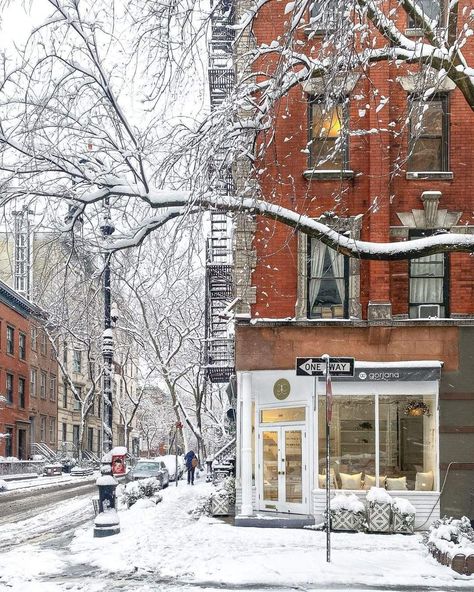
[235,511,314,528]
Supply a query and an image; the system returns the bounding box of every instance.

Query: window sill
[304,169,355,181]
[406,171,453,181]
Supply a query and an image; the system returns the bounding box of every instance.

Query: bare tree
[0,0,473,259]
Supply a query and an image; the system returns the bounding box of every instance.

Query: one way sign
[296,357,355,377]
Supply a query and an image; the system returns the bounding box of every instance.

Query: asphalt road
[0,478,97,551]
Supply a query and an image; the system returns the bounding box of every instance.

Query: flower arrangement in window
[405,400,430,417]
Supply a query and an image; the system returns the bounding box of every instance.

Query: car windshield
[134,463,160,472]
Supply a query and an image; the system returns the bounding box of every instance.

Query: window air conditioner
[418,304,441,319]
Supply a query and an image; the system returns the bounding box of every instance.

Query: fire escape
[204,0,236,384]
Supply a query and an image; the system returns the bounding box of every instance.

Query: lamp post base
[93,509,120,537]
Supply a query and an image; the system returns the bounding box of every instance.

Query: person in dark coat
[184,450,198,485]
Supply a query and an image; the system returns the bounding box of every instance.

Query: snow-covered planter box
[210,476,236,517]
[330,494,365,532]
[366,487,392,533]
[391,498,415,534]
[423,516,474,574]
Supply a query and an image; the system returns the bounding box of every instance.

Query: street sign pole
[323,353,331,564]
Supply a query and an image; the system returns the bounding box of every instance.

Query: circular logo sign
[358,372,367,380]
[273,378,291,400]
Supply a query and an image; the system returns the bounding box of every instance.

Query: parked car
[131,460,169,488]
[157,455,185,482]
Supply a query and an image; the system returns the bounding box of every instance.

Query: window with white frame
[308,239,348,318]
[40,415,46,442]
[317,393,437,491]
[49,417,56,444]
[50,375,57,401]
[6,373,13,404]
[30,368,37,397]
[40,371,47,399]
[19,333,26,360]
[409,230,448,318]
[6,326,14,355]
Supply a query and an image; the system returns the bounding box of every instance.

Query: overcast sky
[0,2,47,49]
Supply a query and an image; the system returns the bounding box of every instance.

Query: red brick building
[232,1,474,525]
[0,281,57,460]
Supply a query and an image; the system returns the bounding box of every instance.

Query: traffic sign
[296,357,355,377]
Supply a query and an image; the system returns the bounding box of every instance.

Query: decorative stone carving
[396,191,462,230]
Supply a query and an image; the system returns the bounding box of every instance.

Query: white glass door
[260,425,307,513]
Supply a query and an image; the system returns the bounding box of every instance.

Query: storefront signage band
[333,366,441,382]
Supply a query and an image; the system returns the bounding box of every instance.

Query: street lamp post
[100,202,115,456]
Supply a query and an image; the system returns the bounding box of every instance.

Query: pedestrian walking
[184,450,198,485]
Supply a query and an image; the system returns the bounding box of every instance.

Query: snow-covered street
[0,478,473,592]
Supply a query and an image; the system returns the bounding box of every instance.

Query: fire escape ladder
[204,0,236,383]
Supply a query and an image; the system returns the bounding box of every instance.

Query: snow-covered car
[156,455,185,482]
[131,460,169,488]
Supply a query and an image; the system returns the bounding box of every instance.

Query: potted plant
[330,493,365,531]
[366,487,392,533]
[391,497,416,534]
[210,476,236,517]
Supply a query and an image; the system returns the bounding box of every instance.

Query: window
[31,326,37,351]
[63,343,68,364]
[40,371,47,399]
[73,386,82,411]
[73,424,80,447]
[408,95,448,172]
[49,374,57,401]
[62,383,68,408]
[62,422,67,443]
[318,394,438,491]
[6,373,13,404]
[308,239,348,318]
[311,0,339,30]
[6,326,14,355]
[19,333,26,360]
[40,331,47,356]
[49,417,56,444]
[88,427,94,451]
[72,349,82,373]
[18,377,26,409]
[309,97,348,170]
[5,427,13,456]
[409,230,448,318]
[40,416,46,442]
[30,368,37,397]
[408,0,441,27]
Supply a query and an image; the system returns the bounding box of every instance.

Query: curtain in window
[410,253,443,304]
[309,240,326,310]
[330,249,345,303]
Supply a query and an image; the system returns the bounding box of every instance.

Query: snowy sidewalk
[0,478,473,591]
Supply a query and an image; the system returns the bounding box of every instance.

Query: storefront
[236,361,441,529]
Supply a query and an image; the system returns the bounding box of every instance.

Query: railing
[30,442,58,462]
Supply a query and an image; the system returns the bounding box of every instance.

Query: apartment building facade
[232,0,474,525]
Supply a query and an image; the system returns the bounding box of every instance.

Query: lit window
[310,98,348,170]
[408,96,448,172]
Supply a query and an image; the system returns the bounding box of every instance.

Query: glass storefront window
[379,395,436,492]
[317,394,437,491]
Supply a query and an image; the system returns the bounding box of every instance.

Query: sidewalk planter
[331,509,365,532]
[330,494,366,532]
[424,516,474,575]
[391,497,416,534]
[366,487,392,533]
[211,493,230,516]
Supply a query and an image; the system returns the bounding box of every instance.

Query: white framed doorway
[257,406,308,514]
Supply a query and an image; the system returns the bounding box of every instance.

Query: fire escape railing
[203,0,236,383]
